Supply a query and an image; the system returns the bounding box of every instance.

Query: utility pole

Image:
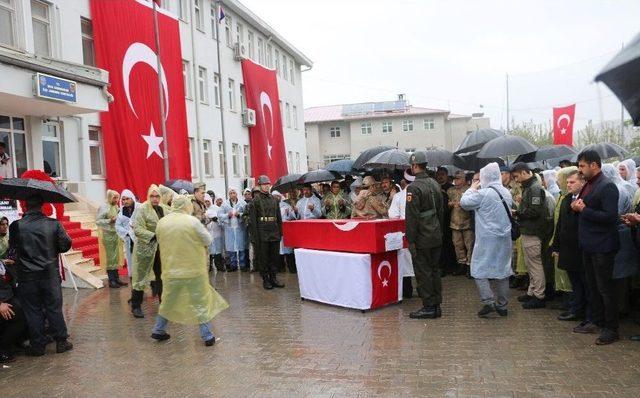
[152,1,170,181]
[215,0,229,194]
[505,73,510,134]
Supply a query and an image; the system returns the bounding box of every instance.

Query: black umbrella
[455,128,505,154]
[298,170,342,185]
[324,159,355,174]
[363,149,410,170]
[572,143,628,161]
[515,144,578,163]
[352,145,396,171]
[272,173,302,192]
[164,179,194,194]
[0,178,76,203]
[477,135,537,159]
[422,148,462,167]
[453,151,505,172]
[595,32,640,125]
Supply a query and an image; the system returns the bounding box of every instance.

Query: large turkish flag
[241,60,288,182]
[91,0,191,198]
[553,104,576,146]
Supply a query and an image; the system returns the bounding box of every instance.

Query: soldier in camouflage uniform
[447,171,474,276]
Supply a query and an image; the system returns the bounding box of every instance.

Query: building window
[405,148,416,153]
[80,18,95,66]
[194,0,204,31]
[266,44,273,68]
[224,14,232,47]
[360,122,372,135]
[236,22,244,45]
[293,106,298,129]
[189,137,197,177]
[209,2,217,39]
[287,151,293,172]
[247,30,254,59]
[42,121,63,178]
[240,84,246,112]
[285,103,291,128]
[402,120,414,132]
[31,0,52,57]
[0,0,17,48]
[243,145,250,176]
[257,37,264,64]
[232,143,240,177]
[88,126,104,177]
[424,118,435,130]
[274,49,280,75]
[203,139,212,177]
[382,121,392,134]
[228,78,236,111]
[289,59,295,85]
[329,127,341,138]
[282,55,288,81]
[182,60,192,99]
[0,116,28,177]
[197,66,208,104]
[177,0,188,21]
[295,152,300,173]
[213,73,220,106]
[218,141,225,176]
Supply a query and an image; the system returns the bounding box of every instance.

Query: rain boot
[214,254,225,271]
[108,270,120,289]
[269,272,285,288]
[115,270,128,287]
[130,290,144,318]
[286,253,297,274]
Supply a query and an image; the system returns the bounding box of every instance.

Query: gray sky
[241,0,640,130]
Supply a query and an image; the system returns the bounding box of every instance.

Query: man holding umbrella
[405,151,445,319]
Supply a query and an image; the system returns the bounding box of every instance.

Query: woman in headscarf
[618,159,638,198]
[272,191,297,273]
[602,164,638,316]
[218,188,247,271]
[541,170,561,201]
[151,195,228,347]
[96,190,127,289]
[205,194,225,272]
[460,162,513,317]
[115,189,137,278]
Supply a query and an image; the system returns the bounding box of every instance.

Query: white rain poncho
[602,164,632,215]
[460,162,513,279]
[273,191,296,254]
[116,189,138,276]
[542,170,561,201]
[618,159,638,198]
[295,194,322,219]
[205,197,224,255]
[388,188,407,219]
[218,189,247,253]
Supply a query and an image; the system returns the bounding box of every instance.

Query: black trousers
[18,277,68,351]
[583,251,618,332]
[412,246,443,308]
[256,241,280,276]
[0,297,27,354]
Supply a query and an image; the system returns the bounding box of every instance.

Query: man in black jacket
[572,150,620,345]
[10,195,73,355]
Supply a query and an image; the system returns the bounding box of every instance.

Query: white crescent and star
[122,42,170,159]
[557,114,571,135]
[332,221,359,232]
[260,91,273,159]
[377,260,392,287]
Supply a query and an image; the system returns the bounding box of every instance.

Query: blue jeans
[152,315,214,342]
[227,250,246,270]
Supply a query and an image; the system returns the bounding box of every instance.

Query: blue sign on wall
[35,73,77,103]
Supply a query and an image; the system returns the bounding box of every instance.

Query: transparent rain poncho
[542,170,561,201]
[618,159,638,198]
[96,189,123,271]
[602,164,632,215]
[156,195,229,325]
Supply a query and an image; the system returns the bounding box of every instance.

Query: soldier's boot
[107,270,120,289]
[213,254,225,272]
[269,272,285,289]
[278,255,286,273]
[115,271,128,287]
[286,253,297,274]
[261,272,274,290]
[130,290,145,318]
[402,277,413,299]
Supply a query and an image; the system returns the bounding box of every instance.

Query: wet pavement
[2,272,640,397]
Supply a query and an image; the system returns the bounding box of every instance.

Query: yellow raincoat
[156,195,228,325]
[131,185,171,290]
[96,190,123,271]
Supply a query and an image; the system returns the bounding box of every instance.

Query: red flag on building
[553,104,576,146]
[90,0,191,198]
[241,60,288,182]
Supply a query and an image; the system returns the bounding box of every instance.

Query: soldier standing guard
[405,151,445,319]
[249,176,285,290]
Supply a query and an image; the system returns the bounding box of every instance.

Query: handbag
[488,186,521,241]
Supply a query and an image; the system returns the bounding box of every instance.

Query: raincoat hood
[204,193,212,203]
[556,166,578,193]
[602,164,623,185]
[479,162,501,189]
[106,189,119,204]
[542,170,560,197]
[146,184,160,202]
[120,189,136,202]
[171,195,193,215]
[620,159,638,184]
[158,185,175,206]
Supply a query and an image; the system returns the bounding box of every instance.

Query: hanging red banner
[553,104,576,146]
[241,59,288,182]
[90,0,191,198]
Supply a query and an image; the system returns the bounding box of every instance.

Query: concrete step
[63,250,85,263]
[75,258,96,268]
[67,263,104,289]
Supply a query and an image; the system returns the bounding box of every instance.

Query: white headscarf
[120,189,136,202]
[271,190,284,201]
[602,164,623,185]
[204,193,212,203]
[620,159,638,185]
[479,162,502,189]
[542,170,560,199]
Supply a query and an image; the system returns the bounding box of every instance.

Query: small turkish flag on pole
[553,104,576,146]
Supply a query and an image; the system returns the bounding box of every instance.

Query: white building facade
[0,0,311,203]
[304,97,490,170]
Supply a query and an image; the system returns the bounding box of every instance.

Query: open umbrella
[422,148,462,167]
[477,135,537,159]
[572,143,628,161]
[363,149,410,170]
[595,32,640,125]
[352,145,396,171]
[324,159,355,174]
[515,144,578,163]
[164,179,194,194]
[454,128,505,154]
[272,173,302,192]
[453,151,505,172]
[0,178,76,203]
[298,170,342,185]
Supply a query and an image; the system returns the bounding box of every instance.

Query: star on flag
[142,124,164,159]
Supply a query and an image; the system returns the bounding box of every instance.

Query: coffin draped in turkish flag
[553,104,576,146]
[90,0,191,198]
[241,60,288,182]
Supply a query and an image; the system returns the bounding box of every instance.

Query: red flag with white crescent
[241,59,288,182]
[90,0,191,198]
[370,251,399,309]
[553,104,576,146]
